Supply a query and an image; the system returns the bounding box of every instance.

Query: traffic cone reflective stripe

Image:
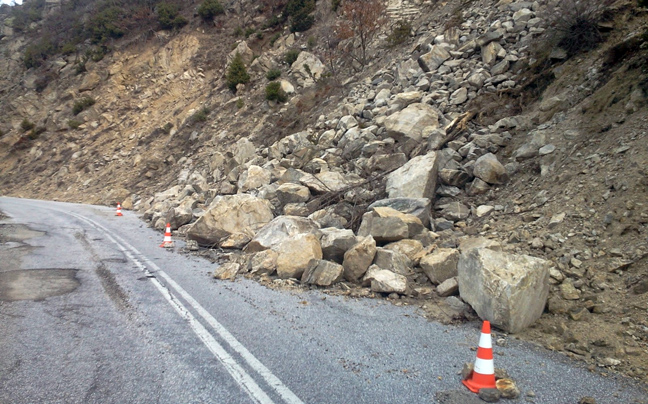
[159,223,174,248]
[115,203,123,216]
[462,320,497,393]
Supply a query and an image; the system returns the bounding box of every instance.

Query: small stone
[560,280,581,300]
[475,205,495,217]
[185,239,199,251]
[212,263,240,280]
[578,396,596,404]
[569,307,590,321]
[599,357,621,367]
[496,378,520,399]
[436,277,459,297]
[548,212,565,228]
[538,144,556,155]
[570,257,582,268]
[494,368,510,380]
[526,390,536,398]
[530,237,544,249]
[461,362,474,380]
[549,267,565,282]
[478,388,501,402]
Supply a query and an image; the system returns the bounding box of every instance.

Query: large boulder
[275,233,323,279]
[420,248,460,284]
[319,228,357,263]
[246,216,320,252]
[342,236,377,281]
[418,45,451,72]
[291,51,325,87]
[383,239,426,265]
[301,259,344,286]
[238,165,272,193]
[386,152,439,199]
[473,153,508,185]
[373,248,413,276]
[228,41,254,66]
[368,198,432,227]
[276,183,311,205]
[186,194,273,246]
[458,248,550,333]
[363,266,408,294]
[384,103,439,153]
[357,207,425,242]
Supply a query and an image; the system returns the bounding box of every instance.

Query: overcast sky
[1,0,23,5]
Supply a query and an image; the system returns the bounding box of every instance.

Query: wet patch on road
[0,269,80,302]
[0,223,45,243]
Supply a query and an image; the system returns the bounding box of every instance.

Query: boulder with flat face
[386,152,439,199]
[420,248,459,285]
[342,236,377,282]
[458,248,550,333]
[301,259,344,286]
[246,216,320,253]
[275,233,322,279]
[319,228,357,263]
[187,194,273,246]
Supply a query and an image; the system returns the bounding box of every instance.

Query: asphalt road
[0,197,646,404]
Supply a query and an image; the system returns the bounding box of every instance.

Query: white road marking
[72,213,304,404]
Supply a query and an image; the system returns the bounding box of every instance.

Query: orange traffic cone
[463,320,497,393]
[159,223,174,248]
[115,203,123,216]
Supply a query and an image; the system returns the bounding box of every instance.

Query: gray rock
[386,151,439,199]
[187,194,273,246]
[450,87,468,105]
[473,153,508,184]
[276,183,311,205]
[357,206,425,242]
[384,103,440,151]
[438,202,471,221]
[363,266,407,294]
[478,388,501,403]
[436,277,459,297]
[373,248,413,276]
[301,259,344,286]
[249,250,278,275]
[320,227,357,263]
[246,216,320,253]
[418,45,451,72]
[368,198,432,227]
[458,248,550,333]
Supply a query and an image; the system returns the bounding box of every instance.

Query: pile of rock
[138,0,559,333]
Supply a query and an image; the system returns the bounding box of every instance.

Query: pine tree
[226,53,251,93]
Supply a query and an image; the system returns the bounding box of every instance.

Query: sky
[1,0,22,5]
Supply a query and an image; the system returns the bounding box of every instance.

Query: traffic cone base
[160,223,174,248]
[463,320,497,393]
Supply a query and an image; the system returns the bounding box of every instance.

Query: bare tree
[335,0,387,67]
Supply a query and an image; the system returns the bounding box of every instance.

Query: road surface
[0,197,645,404]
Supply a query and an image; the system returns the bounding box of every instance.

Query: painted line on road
[71,213,304,404]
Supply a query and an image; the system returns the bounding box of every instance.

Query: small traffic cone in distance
[462,320,497,393]
[159,223,174,248]
[115,203,123,216]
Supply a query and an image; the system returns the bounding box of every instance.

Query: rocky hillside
[1,0,647,386]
